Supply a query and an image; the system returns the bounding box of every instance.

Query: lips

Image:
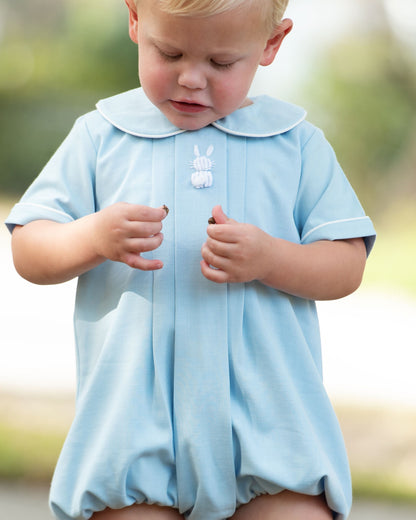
[170,100,209,113]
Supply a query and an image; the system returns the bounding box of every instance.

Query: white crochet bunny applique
[191,145,214,188]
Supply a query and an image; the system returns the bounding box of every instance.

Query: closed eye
[156,45,236,69]
[210,60,235,70]
[157,47,182,61]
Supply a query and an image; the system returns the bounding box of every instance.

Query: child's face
[126,1,292,131]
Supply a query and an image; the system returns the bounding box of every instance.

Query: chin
[166,112,213,131]
[176,119,211,131]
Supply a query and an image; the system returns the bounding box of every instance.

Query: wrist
[258,235,284,285]
[71,213,107,269]
[87,212,108,262]
[258,236,300,293]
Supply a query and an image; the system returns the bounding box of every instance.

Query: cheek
[139,59,169,97]
[214,74,251,107]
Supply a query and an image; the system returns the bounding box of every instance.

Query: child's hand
[92,202,168,270]
[201,205,367,299]
[201,205,273,284]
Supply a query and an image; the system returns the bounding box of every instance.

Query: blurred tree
[0,0,138,195]
[302,1,416,217]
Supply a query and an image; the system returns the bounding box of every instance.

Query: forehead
[138,0,272,31]
[157,0,264,15]
[139,2,269,52]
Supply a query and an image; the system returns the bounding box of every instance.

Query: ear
[260,18,293,66]
[125,0,139,44]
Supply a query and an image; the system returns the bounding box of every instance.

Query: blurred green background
[1,0,416,511]
[0,0,138,195]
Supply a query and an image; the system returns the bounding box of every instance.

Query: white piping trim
[302,217,371,242]
[211,112,307,138]
[96,104,307,139]
[12,202,75,222]
[96,105,185,139]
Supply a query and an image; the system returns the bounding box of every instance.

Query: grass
[338,404,416,504]
[352,473,416,505]
[0,393,73,483]
[0,423,64,482]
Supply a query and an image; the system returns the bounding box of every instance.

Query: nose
[177,63,207,90]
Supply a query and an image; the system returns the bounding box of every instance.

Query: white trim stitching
[12,203,75,222]
[302,217,370,242]
[211,112,307,138]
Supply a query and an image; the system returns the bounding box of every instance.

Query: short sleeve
[294,127,376,255]
[5,116,97,233]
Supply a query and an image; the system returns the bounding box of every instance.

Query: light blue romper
[6,88,376,520]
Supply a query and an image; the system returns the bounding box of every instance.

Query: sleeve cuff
[301,216,376,256]
[5,202,74,233]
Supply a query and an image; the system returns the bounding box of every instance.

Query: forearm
[11,216,104,285]
[11,203,167,285]
[260,237,367,300]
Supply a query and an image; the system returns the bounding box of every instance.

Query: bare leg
[91,503,185,520]
[230,491,333,520]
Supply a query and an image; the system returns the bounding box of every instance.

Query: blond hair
[139,1,289,33]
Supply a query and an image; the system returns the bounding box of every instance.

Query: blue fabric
[6,88,376,520]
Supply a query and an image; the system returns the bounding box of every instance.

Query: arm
[11,203,168,285]
[200,206,367,301]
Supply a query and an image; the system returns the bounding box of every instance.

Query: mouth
[170,100,209,114]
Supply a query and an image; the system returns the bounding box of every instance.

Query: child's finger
[121,233,165,270]
[203,237,234,259]
[128,220,163,238]
[128,233,164,253]
[125,255,164,271]
[127,204,168,222]
[200,260,228,284]
[211,205,229,225]
[206,223,240,243]
[209,205,238,226]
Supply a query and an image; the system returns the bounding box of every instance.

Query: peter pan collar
[96,87,306,138]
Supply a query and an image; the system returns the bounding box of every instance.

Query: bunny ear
[206,145,214,156]
[194,145,200,157]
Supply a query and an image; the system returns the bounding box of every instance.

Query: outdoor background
[1,0,415,517]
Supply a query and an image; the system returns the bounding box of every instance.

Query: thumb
[211,205,236,225]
